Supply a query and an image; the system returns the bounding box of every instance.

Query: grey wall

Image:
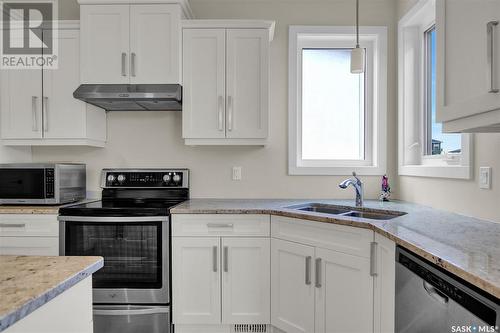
[34,0,398,201]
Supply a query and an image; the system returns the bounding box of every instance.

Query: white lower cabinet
[271,239,315,333]
[172,214,271,327]
[0,214,58,255]
[172,214,395,333]
[314,248,373,333]
[172,237,221,324]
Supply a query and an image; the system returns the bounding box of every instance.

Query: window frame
[398,0,473,179]
[288,26,388,176]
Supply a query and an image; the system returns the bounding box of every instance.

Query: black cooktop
[59,198,186,217]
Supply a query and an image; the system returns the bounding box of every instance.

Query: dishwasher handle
[423,281,449,305]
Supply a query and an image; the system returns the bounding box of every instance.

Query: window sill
[399,165,472,179]
[289,165,386,176]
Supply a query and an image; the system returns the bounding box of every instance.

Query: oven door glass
[0,169,45,199]
[64,221,163,289]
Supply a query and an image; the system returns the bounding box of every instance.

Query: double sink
[286,203,406,221]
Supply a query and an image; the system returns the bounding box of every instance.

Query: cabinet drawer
[0,236,59,255]
[271,216,373,258]
[172,214,270,237]
[0,214,58,237]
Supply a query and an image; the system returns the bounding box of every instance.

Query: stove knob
[107,174,116,182]
[117,174,126,183]
[173,174,181,183]
[162,174,171,182]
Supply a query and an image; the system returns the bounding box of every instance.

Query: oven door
[59,216,169,304]
[93,305,171,333]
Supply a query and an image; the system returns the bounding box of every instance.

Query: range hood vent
[73,84,182,111]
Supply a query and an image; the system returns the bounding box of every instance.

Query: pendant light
[350,0,365,74]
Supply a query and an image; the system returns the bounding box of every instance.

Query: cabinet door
[373,234,395,333]
[130,4,180,84]
[437,0,500,122]
[43,29,87,139]
[182,29,226,139]
[172,237,221,324]
[0,29,42,139]
[80,5,130,84]
[315,247,373,333]
[226,29,269,139]
[222,238,270,324]
[0,237,58,255]
[271,239,315,333]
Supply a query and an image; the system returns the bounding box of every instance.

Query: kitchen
[0,0,499,332]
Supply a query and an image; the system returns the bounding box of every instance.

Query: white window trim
[398,0,473,180]
[288,25,388,176]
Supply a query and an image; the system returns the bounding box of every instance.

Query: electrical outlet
[479,167,492,189]
[232,166,242,181]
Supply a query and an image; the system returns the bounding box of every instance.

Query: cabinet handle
[0,223,25,228]
[218,96,224,131]
[370,242,378,277]
[227,96,233,131]
[487,21,499,93]
[223,246,229,272]
[131,52,136,77]
[32,96,38,132]
[305,256,312,285]
[212,246,218,272]
[207,223,234,228]
[315,258,322,288]
[121,52,127,77]
[43,96,48,132]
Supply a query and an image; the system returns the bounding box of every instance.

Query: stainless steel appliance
[59,168,189,333]
[0,163,86,205]
[73,84,182,111]
[396,246,499,333]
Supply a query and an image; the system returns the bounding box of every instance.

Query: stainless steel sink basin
[286,203,405,221]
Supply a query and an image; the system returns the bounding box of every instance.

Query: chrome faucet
[339,172,364,207]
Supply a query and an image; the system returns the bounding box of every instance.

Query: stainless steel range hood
[73,84,182,111]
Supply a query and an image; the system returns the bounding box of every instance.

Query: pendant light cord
[356,0,360,48]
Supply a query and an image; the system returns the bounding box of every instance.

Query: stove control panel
[102,169,189,188]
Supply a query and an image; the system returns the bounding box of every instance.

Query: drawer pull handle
[207,223,234,228]
[223,246,229,272]
[0,223,26,228]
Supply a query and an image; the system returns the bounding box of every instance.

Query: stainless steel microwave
[0,163,86,205]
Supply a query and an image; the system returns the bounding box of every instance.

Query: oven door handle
[93,306,169,316]
[58,216,169,222]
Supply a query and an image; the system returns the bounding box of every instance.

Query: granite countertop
[0,256,103,332]
[171,199,500,299]
[0,200,100,215]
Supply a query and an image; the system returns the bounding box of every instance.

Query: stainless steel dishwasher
[396,246,499,333]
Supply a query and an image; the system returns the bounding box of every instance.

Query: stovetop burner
[60,169,189,217]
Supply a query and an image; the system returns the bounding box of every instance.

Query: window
[424,26,461,156]
[289,26,387,175]
[398,0,472,179]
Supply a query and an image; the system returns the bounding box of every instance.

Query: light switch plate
[479,167,491,189]
[232,166,242,181]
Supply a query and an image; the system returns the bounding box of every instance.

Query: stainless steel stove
[59,168,189,333]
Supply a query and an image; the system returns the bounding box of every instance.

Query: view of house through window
[301,48,366,160]
[425,27,461,155]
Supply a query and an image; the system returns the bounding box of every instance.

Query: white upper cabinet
[80,5,130,84]
[182,29,226,139]
[80,1,186,84]
[0,24,107,147]
[130,5,181,84]
[437,0,500,132]
[226,29,269,139]
[181,21,274,145]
